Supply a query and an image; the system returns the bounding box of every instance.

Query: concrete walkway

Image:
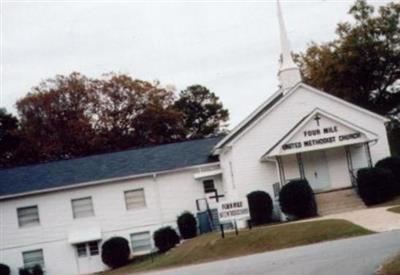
[318,206,400,232]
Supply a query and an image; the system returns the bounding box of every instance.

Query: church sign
[281,114,364,153]
[217,199,250,223]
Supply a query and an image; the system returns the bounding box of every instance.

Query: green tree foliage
[0,108,20,167]
[2,73,229,168]
[298,0,400,154]
[174,85,229,139]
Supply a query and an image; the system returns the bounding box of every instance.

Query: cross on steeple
[314,114,321,126]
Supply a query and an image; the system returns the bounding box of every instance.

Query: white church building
[0,2,391,275]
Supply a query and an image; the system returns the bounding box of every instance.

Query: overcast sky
[1,0,391,127]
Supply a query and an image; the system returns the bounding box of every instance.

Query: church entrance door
[303,150,331,191]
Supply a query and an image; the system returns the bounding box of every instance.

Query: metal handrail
[349,169,358,188]
[195,198,215,229]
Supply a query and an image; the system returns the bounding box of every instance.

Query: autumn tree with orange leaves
[1,73,228,168]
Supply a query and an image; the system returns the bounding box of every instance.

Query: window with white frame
[22,249,44,268]
[124,189,146,210]
[88,241,99,255]
[71,197,94,219]
[75,241,99,257]
[130,231,152,253]
[76,243,87,257]
[17,205,40,228]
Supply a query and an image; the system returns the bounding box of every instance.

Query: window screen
[203,180,215,193]
[71,197,94,218]
[130,231,152,253]
[124,189,146,210]
[22,249,44,268]
[17,206,40,227]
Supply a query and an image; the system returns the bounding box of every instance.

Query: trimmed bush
[177,212,197,239]
[19,265,43,275]
[30,265,43,275]
[279,179,317,219]
[19,268,30,275]
[376,156,400,194]
[0,264,10,275]
[153,227,180,253]
[357,167,396,205]
[101,237,131,268]
[246,191,273,225]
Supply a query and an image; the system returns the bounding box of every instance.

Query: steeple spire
[277,0,302,92]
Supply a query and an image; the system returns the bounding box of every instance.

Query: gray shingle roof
[0,136,222,197]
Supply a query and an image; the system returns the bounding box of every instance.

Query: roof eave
[0,162,220,201]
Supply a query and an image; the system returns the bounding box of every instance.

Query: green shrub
[101,237,131,268]
[246,191,273,225]
[177,212,197,239]
[18,268,30,275]
[0,263,10,275]
[30,265,43,275]
[18,265,43,275]
[153,227,180,253]
[279,179,317,219]
[357,167,396,205]
[376,156,400,194]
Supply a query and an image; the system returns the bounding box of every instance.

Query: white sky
[0,0,391,127]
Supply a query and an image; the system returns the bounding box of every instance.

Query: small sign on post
[217,199,250,237]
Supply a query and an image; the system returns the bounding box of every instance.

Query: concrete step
[315,188,366,216]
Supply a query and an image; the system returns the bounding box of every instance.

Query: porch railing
[349,169,359,189]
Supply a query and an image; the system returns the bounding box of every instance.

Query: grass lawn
[379,254,400,275]
[387,206,400,214]
[103,219,372,275]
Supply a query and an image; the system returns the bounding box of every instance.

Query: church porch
[272,143,371,215]
[275,143,372,193]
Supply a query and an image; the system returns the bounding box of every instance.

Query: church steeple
[277,0,302,92]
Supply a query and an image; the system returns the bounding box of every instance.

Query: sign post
[217,199,250,237]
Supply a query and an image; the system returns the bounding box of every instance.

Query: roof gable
[298,83,389,122]
[213,82,388,153]
[262,108,378,159]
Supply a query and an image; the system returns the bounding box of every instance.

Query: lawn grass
[387,206,400,214]
[103,219,373,275]
[379,253,400,275]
